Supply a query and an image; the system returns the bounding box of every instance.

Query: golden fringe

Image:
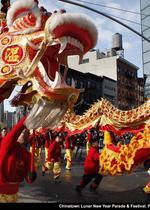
[143,183,150,194]
[0,193,18,203]
[100,129,150,176]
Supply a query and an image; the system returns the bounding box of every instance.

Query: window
[75,80,78,88]
[143,28,150,38]
[82,58,89,64]
[80,82,84,88]
[141,6,150,19]
[144,62,150,74]
[67,77,71,85]
[143,50,150,63]
[141,0,150,10]
[142,15,150,26]
[143,40,150,53]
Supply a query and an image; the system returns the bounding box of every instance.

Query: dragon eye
[28,13,36,22]
[53,10,57,13]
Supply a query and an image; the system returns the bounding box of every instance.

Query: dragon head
[0,0,97,129]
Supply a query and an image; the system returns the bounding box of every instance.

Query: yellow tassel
[100,128,150,175]
[143,185,150,194]
[103,131,112,145]
[0,193,18,203]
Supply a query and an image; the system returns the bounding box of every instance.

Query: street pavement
[18,155,150,204]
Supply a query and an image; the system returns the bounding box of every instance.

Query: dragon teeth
[58,36,84,54]
[38,62,54,87]
[59,37,68,54]
[38,62,62,89]
[51,71,62,88]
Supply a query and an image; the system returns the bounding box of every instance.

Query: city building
[117,57,139,110]
[137,77,145,106]
[102,76,117,105]
[0,102,4,122]
[4,111,15,130]
[140,0,150,99]
[68,33,142,110]
[64,67,117,114]
[14,106,27,124]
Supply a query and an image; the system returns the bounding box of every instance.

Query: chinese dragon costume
[0,0,149,197]
[0,0,98,129]
[58,98,150,193]
[0,0,98,202]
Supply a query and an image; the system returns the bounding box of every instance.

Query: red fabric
[136,133,143,140]
[84,146,100,175]
[53,23,93,53]
[0,183,19,194]
[67,127,90,136]
[65,136,75,150]
[53,125,67,133]
[35,136,43,148]
[0,117,34,194]
[0,117,26,158]
[134,148,150,166]
[100,124,145,136]
[54,123,145,137]
[53,126,91,137]
[43,131,53,148]
[87,133,92,143]
[44,138,50,148]
[0,135,2,149]
[65,136,70,149]
[29,134,43,148]
[30,139,35,172]
[107,144,120,153]
[47,140,61,162]
[146,182,150,187]
[29,134,33,145]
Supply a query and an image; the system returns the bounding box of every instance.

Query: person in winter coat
[43,130,54,161]
[0,117,36,203]
[29,130,44,168]
[85,130,92,155]
[75,137,103,195]
[42,133,63,182]
[64,134,75,170]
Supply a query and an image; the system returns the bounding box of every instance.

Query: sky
[4,0,144,111]
[38,0,143,70]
